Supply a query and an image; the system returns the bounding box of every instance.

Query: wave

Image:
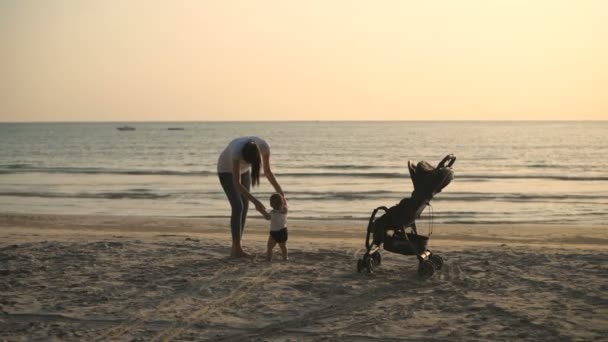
[1,164,607,181]
[286,190,398,201]
[0,163,33,169]
[0,165,213,176]
[278,172,405,179]
[0,166,407,179]
[439,192,608,202]
[0,190,400,202]
[3,188,604,204]
[280,192,608,204]
[306,164,379,170]
[458,174,608,181]
[187,214,606,225]
[280,172,608,181]
[0,191,171,200]
[192,213,606,224]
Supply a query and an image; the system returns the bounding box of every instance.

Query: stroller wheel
[357,259,364,273]
[418,260,435,279]
[429,254,443,270]
[372,252,382,266]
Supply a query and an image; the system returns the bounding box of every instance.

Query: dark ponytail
[242,141,261,187]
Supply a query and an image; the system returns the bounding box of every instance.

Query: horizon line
[1,119,607,124]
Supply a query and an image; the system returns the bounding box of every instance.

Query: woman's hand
[255,201,271,219]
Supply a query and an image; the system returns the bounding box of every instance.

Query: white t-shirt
[217,136,270,174]
[269,209,287,231]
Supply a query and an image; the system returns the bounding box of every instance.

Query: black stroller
[357,154,456,278]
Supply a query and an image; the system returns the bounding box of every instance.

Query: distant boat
[117,126,135,131]
[167,127,185,131]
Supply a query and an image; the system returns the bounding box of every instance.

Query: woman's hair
[242,140,261,187]
[269,193,283,210]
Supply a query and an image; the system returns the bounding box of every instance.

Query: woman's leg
[239,171,251,238]
[218,172,246,257]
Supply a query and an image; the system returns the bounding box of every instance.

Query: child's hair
[242,140,261,187]
[269,193,283,210]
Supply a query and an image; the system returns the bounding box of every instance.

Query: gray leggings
[218,171,251,241]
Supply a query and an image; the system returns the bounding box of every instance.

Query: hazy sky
[1,0,607,122]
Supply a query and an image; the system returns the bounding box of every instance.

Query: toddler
[266,193,288,261]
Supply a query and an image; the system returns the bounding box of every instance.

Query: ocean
[1,121,607,225]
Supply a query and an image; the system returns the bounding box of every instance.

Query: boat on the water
[167,127,185,131]
[117,126,135,131]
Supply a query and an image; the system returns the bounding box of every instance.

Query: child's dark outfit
[269,208,288,243]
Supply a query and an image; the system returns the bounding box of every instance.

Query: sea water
[1,121,607,225]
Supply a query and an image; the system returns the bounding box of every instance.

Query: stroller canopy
[408,154,455,199]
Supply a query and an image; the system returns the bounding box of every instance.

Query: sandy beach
[0,213,607,341]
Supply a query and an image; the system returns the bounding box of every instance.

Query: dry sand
[0,213,607,341]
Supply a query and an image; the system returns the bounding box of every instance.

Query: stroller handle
[437,154,456,168]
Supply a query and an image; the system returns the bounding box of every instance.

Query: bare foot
[230,250,253,259]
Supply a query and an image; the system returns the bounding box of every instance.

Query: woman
[217,136,284,258]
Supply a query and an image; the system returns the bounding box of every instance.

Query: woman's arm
[281,195,288,214]
[232,160,269,218]
[262,153,283,197]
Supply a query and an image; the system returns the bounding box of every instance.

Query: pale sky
[1,0,607,122]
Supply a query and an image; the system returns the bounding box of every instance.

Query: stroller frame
[357,154,456,278]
